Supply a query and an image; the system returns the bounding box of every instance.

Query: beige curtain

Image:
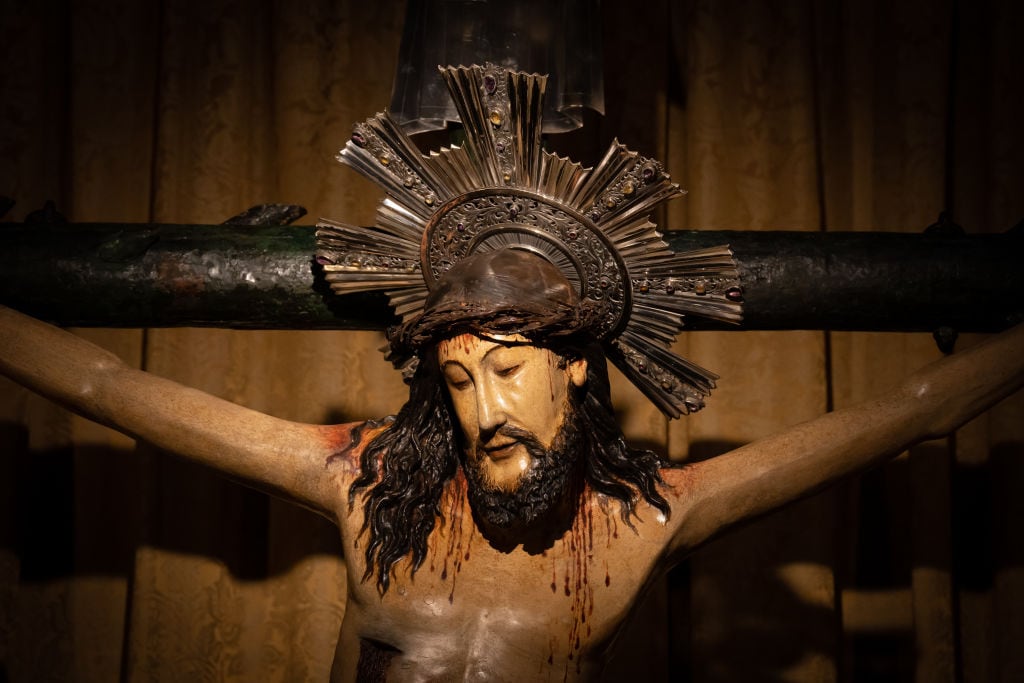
[1,0,1021,680]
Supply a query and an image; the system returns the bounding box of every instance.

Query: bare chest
[339,501,671,681]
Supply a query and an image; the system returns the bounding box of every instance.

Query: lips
[483,441,519,460]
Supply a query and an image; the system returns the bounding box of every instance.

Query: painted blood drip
[428,473,474,604]
[541,636,559,675]
[446,476,472,603]
[562,499,595,678]
[601,509,620,545]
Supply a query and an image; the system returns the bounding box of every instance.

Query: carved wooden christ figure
[1,63,1023,680]
[2,263,1022,680]
[314,246,1024,681]
[339,248,688,679]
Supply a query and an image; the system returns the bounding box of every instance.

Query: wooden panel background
[0,0,1022,680]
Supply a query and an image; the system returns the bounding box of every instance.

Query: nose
[475,379,507,440]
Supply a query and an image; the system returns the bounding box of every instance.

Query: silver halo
[316,63,744,417]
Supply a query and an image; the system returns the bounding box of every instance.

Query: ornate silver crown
[315,64,743,417]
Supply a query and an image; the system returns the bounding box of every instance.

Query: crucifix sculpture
[1,64,1022,681]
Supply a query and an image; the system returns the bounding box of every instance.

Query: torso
[322,424,691,682]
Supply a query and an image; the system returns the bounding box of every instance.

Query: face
[437,333,587,493]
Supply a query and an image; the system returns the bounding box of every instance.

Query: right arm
[0,305,361,519]
[665,324,1024,558]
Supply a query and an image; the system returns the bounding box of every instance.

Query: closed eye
[442,363,472,390]
[446,377,472,391]
[495,364,522,378]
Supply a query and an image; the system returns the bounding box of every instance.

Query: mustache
[463,405,584,529]
[477,425,548,458]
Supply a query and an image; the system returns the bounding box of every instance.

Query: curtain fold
[0,1,1020,680]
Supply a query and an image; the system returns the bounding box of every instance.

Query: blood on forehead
[437,334,487,358]
[437,332,535,357]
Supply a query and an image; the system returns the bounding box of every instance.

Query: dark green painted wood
[1,223,1019,332]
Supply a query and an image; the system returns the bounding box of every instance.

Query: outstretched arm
[668,324,1024,557]
[0,305,357,519]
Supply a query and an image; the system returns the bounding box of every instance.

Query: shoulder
[317,419,393,479]
[643,464,705,563]
[658,463,702,500]
[311,419,394,527]
[578,464,699,530]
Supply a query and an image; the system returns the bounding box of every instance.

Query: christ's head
[436,332,589,530]
[437,333,587,491]
[351,248,671,591]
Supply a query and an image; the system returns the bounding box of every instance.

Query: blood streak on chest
[559,499,596,678]
[430,474,475,604]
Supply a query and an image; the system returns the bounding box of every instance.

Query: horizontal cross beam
[1,223,1020,333]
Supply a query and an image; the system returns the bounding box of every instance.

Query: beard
[462,403,584,529]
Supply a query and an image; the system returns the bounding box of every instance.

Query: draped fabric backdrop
[1,1,1021,680]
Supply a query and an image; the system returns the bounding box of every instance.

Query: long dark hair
[350,343,671,594]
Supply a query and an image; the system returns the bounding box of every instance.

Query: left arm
[0,305,360,519]
[667,324,1024,557]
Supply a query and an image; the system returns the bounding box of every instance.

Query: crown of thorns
[315,63,743,417]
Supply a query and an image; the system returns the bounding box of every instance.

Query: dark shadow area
[953,449,996,592]
[853,458,913,588]
[322,407,376,426]
[845,455,917,683]
[685,439,740,464]
[602,437,1024,682]
[3,421,343,585]
[310,258,398,333]
[604,438,844,682]
[849,633,915,683]
[990,442,1024,573]
[138,443,345,581]
[683,497,842,682]
[11,429,74,580]
[678,565,839,683]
